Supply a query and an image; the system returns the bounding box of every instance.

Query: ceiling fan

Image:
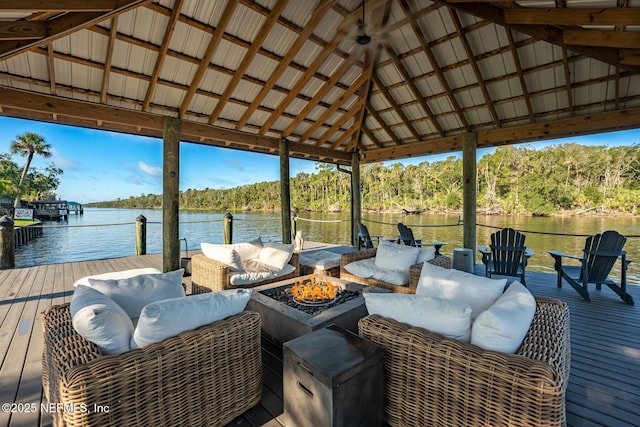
[356,0,372,45]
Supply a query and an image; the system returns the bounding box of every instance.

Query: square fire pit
[246,275,369,344]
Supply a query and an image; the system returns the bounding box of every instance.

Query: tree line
[89,143,640,215]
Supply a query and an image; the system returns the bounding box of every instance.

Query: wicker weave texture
[41,304,263,427]
[191,252,300,294]
[358,297,570,427]
[340,248,451,293]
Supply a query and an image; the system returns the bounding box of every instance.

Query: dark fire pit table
[245,275,369,344]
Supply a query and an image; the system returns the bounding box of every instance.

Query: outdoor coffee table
[245,274,368,344]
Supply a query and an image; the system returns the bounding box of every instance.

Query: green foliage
[88,143,640,215]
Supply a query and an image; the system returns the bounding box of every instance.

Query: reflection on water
[15,209,640,285]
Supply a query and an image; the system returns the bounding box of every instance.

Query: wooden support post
[163,116,180,273]
[462,132,477,263]
[280,139,292,244]
[223,213,233,244]
[135,215,147,255]
[0,216,15,269]
[351,152,361,248]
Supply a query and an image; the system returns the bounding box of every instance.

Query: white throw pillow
[73,267,161,288]
[87,269,185,319]
[201,243,244,272]
[416,247,436,264]
[363,292,472,342]
[231,237,263,261]
[70,285,134,355]
[374,240,420,271]
[259,242,293,270]
[471,281,537,353]
[416,262,506,320]
[131,289,252,348]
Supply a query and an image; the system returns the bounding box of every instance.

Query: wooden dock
[1,252,639,427]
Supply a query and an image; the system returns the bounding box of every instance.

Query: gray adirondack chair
[357,221,376,250]
[549,230,633,305]
[479,228,528,285]
[397,223,422,247]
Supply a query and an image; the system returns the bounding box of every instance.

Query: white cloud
[137,160,161,176]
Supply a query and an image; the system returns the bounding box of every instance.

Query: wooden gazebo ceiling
[0,0,639,165]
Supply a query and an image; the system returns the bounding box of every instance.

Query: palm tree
[10,132,52,208]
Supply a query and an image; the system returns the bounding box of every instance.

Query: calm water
[15,208,640,284]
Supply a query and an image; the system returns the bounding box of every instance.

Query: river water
[15,208,640,284]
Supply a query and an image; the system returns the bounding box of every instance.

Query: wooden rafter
[281,52,361,138]
[300,72,368,142]
[434,0,640,75]
[0,21,47,40]
[448,8,500,127]
[504,8,640,26]
[362,105,640,162]
[100,16,118,104]
[371,73,422,141]
[317,96,365,148]
[362,126,385,149]
[0,0,150,60]
[505,28,534,123]
[397,0,465,133]
[208,0,288,125]
[0,1,125,12]
[46,44,56,96]
[178,0,238,118]
[235,0,339,130]
[564,30,640,49]
[366,101,401,145]
[142,0,184,111]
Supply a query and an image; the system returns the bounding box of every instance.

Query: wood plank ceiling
[0,0,639,165]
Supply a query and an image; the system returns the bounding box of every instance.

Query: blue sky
[0,115,638,204]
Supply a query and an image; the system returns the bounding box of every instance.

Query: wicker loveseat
[191,252,299,294]
[340,247,451,293]
[359,297,571,427]
[41,305,262,427]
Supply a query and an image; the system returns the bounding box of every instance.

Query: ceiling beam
[564,30,640,49]
[235,0,340,130]
[504,8,640,26]
[179,0,238,118]
[371,73,423,142]
[0,0,150,60]
[433,0,640,75]
[208,0,288,125]
[0,1,124,12]
[100,16,118,104]
[505,28,534,123]
[0,21,47,40]
[0,85,352,164]
[362,106,640,163]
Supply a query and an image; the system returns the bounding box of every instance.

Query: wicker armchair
[359,297,571,427]
[41,304,262,427]
[340,248,451,294]
[191,252,299,294]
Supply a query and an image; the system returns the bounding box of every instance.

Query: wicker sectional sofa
[41,305,262,427]
[359,297,571,427]
[340,247,451,293]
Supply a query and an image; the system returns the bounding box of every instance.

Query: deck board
[0,253,639,427]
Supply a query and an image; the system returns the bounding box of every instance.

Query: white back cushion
[417,262,506,320]
[471,281,536,353]
[73,267,161,288]
[231,237,263,260]
[363,292,472,342]
[416,247,436,264]
[131,289,252,348]
[70,285,134,355]
[87,269,185,319]
[259,242,293,270]
[375,240,420,271]
[201,243,244,271]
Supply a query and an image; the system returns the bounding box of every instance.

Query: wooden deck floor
[1,252,639,427]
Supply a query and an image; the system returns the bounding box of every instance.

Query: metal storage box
[283,325,384,427]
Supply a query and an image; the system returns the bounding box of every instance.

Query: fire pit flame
[290,275,338,305]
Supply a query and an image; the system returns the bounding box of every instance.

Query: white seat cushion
[375,240,420,271]
[131,289,252,348]
[87,269,185,319]
[299,250,342,269]
[363,292,472,342]
[417,262,506,320]
[471,281,536,353]
[73,267,161,288]
[230,263,295,286]
[344,258,409,286]
[70,285,134,355]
